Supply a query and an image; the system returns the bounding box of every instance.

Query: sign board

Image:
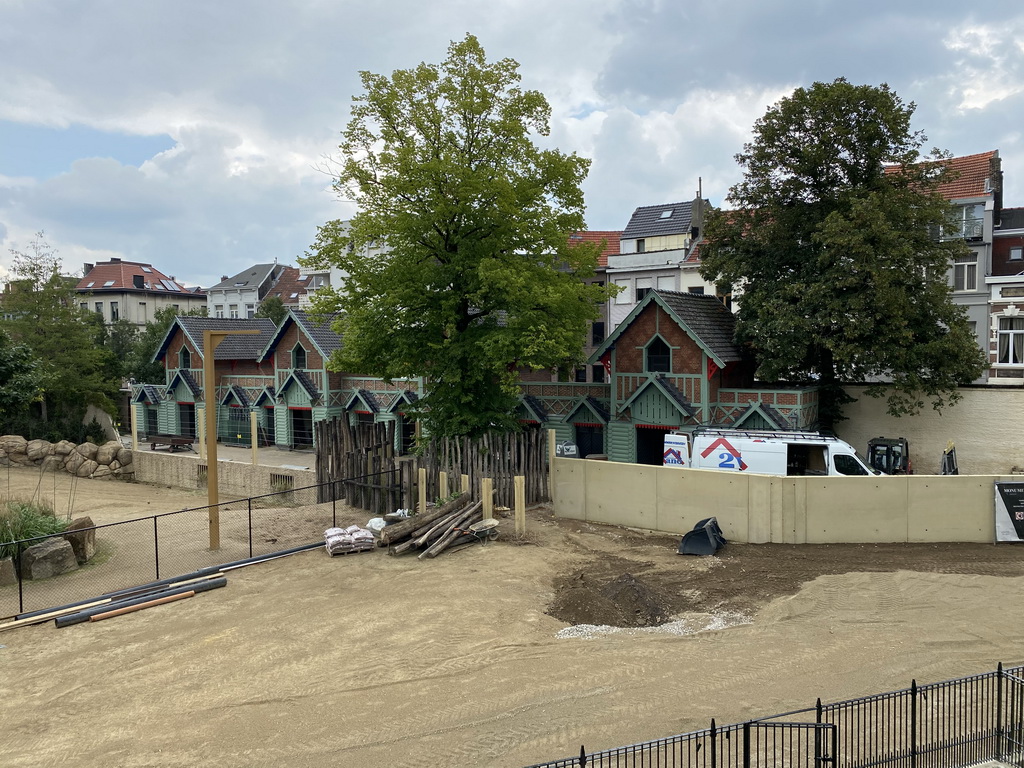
[663,433,690,467]
[995,482,1024,542]
[555,441,579,459]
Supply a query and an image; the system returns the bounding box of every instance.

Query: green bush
[0,499,69,559]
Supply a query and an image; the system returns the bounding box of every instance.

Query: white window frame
[953,253,977,292]
[613,279,631,305]
[1010,246,1023,261]
[997,317,1024,365]
[229,304,239,319]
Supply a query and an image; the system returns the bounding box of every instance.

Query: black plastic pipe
[55,577,226,628]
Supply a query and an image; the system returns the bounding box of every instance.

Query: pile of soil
[547,569,678,627]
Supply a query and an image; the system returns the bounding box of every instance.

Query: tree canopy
[0,329,43,421]
[700,79,986,428]
[254,296,287,326]
[305,34,609,437]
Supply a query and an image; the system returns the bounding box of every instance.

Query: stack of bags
[324,525,376,556]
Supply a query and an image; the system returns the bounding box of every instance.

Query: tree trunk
[378,494,470,547]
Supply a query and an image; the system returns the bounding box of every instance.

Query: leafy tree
[2,232,119,426]
[700,79,986,429]
[0,329,43,420]
[254,296,287,325]
[128,305,208,384]
[305,35,610,438]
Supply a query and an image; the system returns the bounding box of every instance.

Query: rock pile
[0,435,133,480]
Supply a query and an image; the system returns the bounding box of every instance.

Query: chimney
[110,257,121,263]
[221,276,228,282]
[83,263,94,276]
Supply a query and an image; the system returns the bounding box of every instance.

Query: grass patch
[0,498,70,559]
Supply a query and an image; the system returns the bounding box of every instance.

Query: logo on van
[701,437,748,471]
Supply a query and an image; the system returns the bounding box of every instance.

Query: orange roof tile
[75,259,202,296]
[568,230,622,268]
[263,265,310,305]
[886,150,999,202]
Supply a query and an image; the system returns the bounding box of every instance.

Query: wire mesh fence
[0,473,387,620]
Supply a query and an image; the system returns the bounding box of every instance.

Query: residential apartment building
[74,258,206,326]
[987,206,1024,384]
[206,263,288,319]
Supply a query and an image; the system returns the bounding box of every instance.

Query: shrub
[0,499,69,559]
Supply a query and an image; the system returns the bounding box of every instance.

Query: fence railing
[525,663,1024,768]
[0,471,393,619]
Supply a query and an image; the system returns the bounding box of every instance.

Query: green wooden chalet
[519,290,821,464]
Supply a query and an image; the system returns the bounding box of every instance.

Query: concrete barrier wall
[133,451,317,499]
[553,458,1009,543]
[838,386,1024,476]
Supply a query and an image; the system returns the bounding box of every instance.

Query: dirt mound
[547,571,675,628]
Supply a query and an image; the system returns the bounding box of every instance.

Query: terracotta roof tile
[264,266,310,305]
[568,230,622,267]
[75,259,203,296]
[886,150,999,201]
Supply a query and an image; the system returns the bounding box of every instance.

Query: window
[229,304,239,319]
[635,277,652,302]
[613,279,630,304]
[834,454,869,476]
[246,304,255,319]
[95,302,103,316]
[591,322,605,345]
[292,345,307,369]
[645,337,670,373]
[688,286,705,294]
[998,317,1024,365]
[1011,246,1023,261]
[214,305,224,318]
[110,301,119,321]
[574,369,587,383]
[139,302,147,322]
[951,204,984,239]
[636,239,646,253]
[657,276,675,291]
[80,302,88,312]
[659,210,673,219]
[179,347,191,369]
[953,253,977,292]
[591,364,606,383]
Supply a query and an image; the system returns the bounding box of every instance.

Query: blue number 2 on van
[700,437,748,471]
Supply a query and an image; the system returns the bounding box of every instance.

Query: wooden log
[412,503,480,548]
[378,493,470,546]
[0,599,113,632]
[418,505,482,560]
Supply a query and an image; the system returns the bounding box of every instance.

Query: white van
[663,429,877,477]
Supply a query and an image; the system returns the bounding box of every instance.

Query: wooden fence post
[547,429,556,503]
[482,477,494,520]
[461,473,470,496]
[514,475,526,535]
[418,467,427,515]
[438,471,449,501]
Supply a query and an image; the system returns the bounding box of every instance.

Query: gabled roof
[259,308,342,363]
[263,266,310,305]
[885,150,999,202]
[253,386,277,406]
[132,385,163,405]
[568,230,623,268]
[620,375,699,421]
[278,369,321,401]
[566,396,611,424]
[221,385,251,407]
[75,259,202,296]
[519,394,548,423]
[345,389,380,413]
[386,390,419,414]
[621,201,695,240]
[166,369,202,399]
[589,289,742,368]
[733,402,790,430]
[207,264,283,292]
[154,317,277,364]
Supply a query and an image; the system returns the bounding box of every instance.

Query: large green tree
[700,79,986,429]
[2,232,118,426]
[0,329,43,420]
[305,35,610,437]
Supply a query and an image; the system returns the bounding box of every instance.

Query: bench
[149,434,196,453]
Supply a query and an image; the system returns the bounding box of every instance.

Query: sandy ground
[1,467,1023,768]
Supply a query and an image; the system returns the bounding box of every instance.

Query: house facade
[987,206,1024,384]
[206,264,288,319]
[75,258,206,326]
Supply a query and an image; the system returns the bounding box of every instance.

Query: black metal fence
[0,472,392,620]
[525,663,1024,768]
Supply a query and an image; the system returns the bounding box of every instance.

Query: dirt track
[1,467,1023,767]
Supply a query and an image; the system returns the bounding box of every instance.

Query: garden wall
[552,457,1011,543]
[0,435,133,480]
[132,451,316,499]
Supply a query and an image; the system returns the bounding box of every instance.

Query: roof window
[103,280,116,287]
[660,210,673,219]
[85,282,94,288]
[141,266,152,273]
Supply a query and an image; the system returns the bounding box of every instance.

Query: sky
[2,0,1024,289]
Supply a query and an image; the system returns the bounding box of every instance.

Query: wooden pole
[482,477,494,520]
[461,473,470,496]
[203,329,259,551]
[129,401,139,451]
[89,591,195,622]
[418,467,427,515]
[438,471,448,501]
[250,410,258,466]
[514,475,526,535]
[547,428,556,503]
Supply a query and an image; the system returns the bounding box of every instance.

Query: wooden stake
[515,475,526,535]
[250,410,258,466]
[0,599,112,632]
[418,467,427,515]
[461,473,470,496]
[438,471,448,501]
[547,429,556,503]
[482,477,493,520]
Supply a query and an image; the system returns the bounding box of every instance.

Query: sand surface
[1,467,1022,767]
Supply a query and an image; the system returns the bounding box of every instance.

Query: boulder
[76,459,98,478]
[53,440,76,456]
[116,466,135,477]
[20,538,78,580]
[26,439,53,461]
[109,460,121,471]
[40,455,64,472]
[0,557,16,587]
[91,466,112,480]
[74,442,99,460]
[96,441,120,465]
[63,517,96,564]
[0,435,27,454]
[116,447,133,466]
[64,452,85,474]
